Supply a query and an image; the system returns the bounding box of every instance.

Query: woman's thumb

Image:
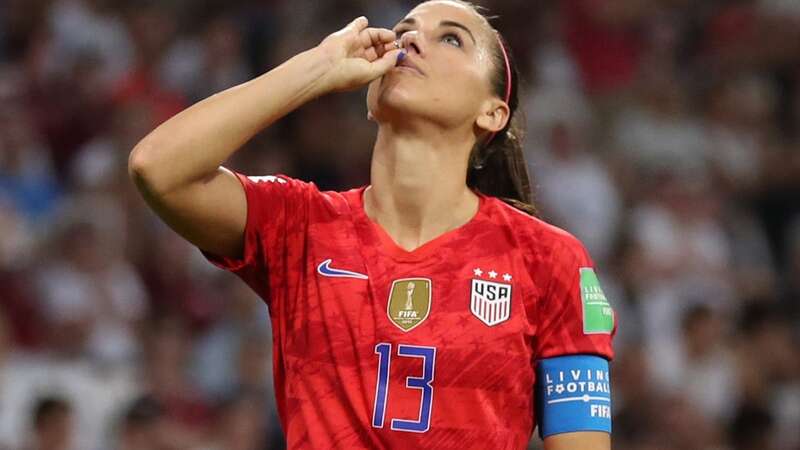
[369,49,403,78]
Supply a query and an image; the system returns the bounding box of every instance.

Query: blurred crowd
[1,0,799,449]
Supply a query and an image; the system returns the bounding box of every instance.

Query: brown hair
[434,0,536,215]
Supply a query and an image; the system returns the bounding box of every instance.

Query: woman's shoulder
[239,172,364,216]
[483,195,588,258]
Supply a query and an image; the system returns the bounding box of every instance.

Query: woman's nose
[400,31,424,56]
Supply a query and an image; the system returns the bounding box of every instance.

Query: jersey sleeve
[534,234,616,360]
[202,172,313,305]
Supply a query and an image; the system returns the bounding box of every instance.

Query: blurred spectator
[0,307,137,450]
[180,15,251,102]
[0,197,43,349]
[111,3,185,126]
[0,195,36,268]
[201,391,273,450]
[729,403,775,450]
[612,67,709,185]
[736,305,800,450]
[561,0,647,96]
[24,397,74,450]
[47,0,133,87]
[528,119,621,264]
[704,74,775,194]
[37,195,147,368]
[137,224,221,326]
[114,396,168,450]
[628,172,736,340]
[0,68,60,222]
[140,317,214,448]
[648,305,740,423]
[0,308,35,448]
[69,102,155,194]
[191,280,271,400]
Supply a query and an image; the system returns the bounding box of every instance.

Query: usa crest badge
[470,276,512,326]
[387,278,432,332]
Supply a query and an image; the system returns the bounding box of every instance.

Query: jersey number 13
[372,343,437,433]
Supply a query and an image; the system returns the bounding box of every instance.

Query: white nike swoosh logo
[316,259,369,280]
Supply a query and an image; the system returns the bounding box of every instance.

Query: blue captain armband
[535,355,612,438]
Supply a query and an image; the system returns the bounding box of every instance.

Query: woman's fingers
[363,46,379,62]
[382,42,398,54]
[353,48,402,84]
[364,29,394,61]
[367,48,403,77]
[347,16,369,33]
[317,17,402,91]
[369,28,397,46]
[358,27,396,56]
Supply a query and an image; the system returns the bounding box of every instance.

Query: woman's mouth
[394,54,425,76]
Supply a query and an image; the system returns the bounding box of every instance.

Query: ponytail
[465,29,536,216]
[467,117,535,215]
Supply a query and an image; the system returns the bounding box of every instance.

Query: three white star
[474,268,513,282]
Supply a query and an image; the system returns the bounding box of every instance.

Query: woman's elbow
[128,140,166,195]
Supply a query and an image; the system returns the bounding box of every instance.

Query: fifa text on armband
[590,404,611,418]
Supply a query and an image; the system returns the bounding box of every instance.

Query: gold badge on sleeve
[387,278,431,332]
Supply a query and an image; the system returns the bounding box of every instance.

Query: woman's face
[367,1,498,132]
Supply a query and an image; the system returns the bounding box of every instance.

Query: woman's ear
[367,110,375,121]
[476,99,509,133]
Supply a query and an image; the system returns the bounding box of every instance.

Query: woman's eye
[442,33,462,47]
[395,29,408,39]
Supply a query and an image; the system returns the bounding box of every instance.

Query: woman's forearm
[125,17,397,258]
[129,46,334,195]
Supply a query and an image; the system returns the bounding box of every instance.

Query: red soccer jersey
[204,173,615,450]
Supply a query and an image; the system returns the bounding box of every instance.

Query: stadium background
[1,0,799,449]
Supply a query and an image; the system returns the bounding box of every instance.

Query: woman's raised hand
[316,16,402,93]
[129,17,403,260]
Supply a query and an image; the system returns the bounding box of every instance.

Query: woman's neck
[365,124,479,252]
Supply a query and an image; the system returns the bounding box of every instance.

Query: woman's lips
[395,54,424,76]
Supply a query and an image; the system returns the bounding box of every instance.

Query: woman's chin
[372,86,425,119]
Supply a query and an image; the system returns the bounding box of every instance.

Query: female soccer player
[129,1,615,449]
